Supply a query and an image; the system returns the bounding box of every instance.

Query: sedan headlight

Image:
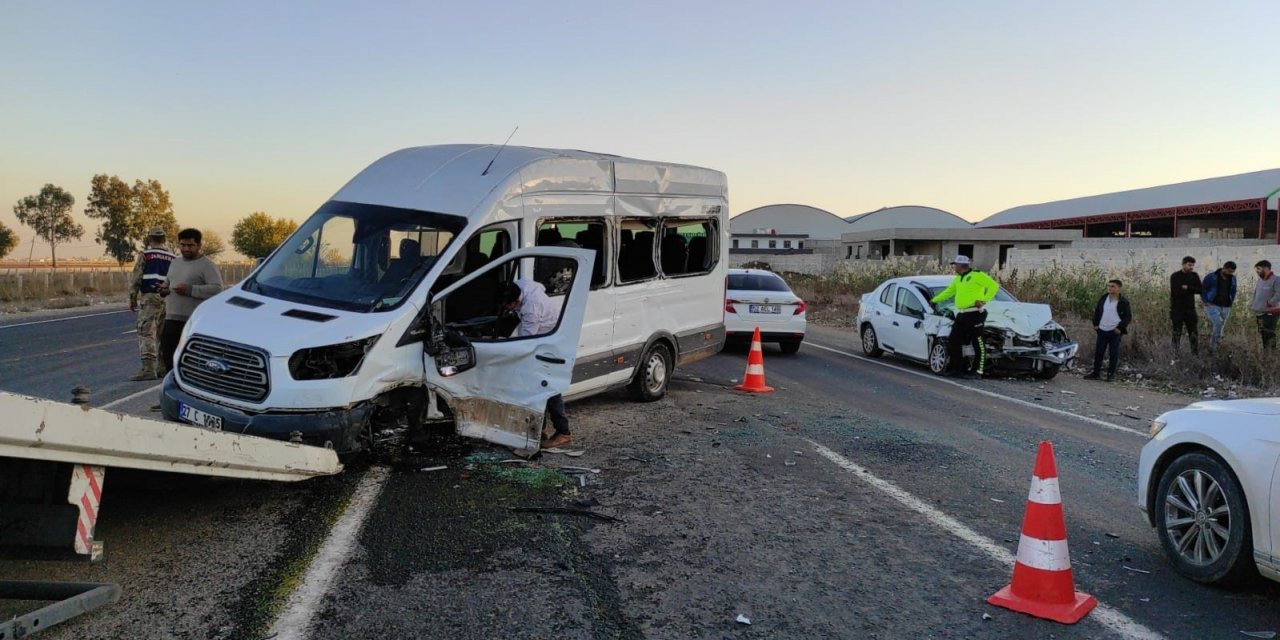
[289,335,381,380]
[1148,418,1168,438]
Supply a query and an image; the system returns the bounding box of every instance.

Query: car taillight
[726,299,740,313]
[794,299,806,315]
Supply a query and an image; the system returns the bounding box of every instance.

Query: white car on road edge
[725,268,806,354]
[1139,399,1280,584]
[857,275,1077,379]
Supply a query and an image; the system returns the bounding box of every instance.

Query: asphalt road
[2,307,1278,639]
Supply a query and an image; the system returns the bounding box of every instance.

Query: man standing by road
[502,278,572,448]
[930,255,998,378]
[1201,261,1237,350]
[128,227,175,381]
[1169,256,1202,355]
[158,229,223,373]
[1250,260,1280,350]
[1084,279,1132,382]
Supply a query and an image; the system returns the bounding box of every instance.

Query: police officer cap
[147,226,167,237]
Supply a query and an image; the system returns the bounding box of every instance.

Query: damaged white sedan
[857,275,1077,379]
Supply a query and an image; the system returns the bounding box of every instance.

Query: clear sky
[3,1,1278,260]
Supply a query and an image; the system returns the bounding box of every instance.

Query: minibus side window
[435,224,513,322]
[616,218,657,284]
[658,217,717,277]
[438,255,580,341]
[535,218,608,290]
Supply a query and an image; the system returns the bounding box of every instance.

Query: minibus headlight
[1148,419,1168,438]
[289,336,381,380]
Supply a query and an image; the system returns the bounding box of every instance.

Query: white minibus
[160,145,729,452]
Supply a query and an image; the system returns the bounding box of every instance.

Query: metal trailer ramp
[0,390,344,636]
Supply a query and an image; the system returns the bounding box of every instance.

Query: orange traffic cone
[988,441,1097,624]
[734,327,774,393]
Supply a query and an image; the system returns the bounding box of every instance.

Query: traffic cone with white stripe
[734,327,774,393]
[988,441,1097,624]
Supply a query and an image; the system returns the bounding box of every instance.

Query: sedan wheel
[1154,452,1256,584]
[928,339,948,374]
[861,325,884,357]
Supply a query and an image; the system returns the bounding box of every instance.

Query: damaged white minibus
[160,145,728,452]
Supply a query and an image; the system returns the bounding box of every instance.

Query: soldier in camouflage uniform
[129,227,176,381]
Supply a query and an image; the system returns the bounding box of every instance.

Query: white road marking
[807,440,1164,640]
[803,341,1146,437]
[268,466,391,640]
[0,310,128,330]
[100,384,163,409]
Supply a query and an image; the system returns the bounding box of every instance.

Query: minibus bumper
[160,374,372,453]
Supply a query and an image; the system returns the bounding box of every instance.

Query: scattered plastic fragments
[1240,632,1277,639]
[784,460,796,467]
[1122,566,1151,574]
[990,498,1005,503]
[981,613,992,621]
[420,465,448,472]
[735,614,751,625]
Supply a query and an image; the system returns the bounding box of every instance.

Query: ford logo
[205,359,231,373]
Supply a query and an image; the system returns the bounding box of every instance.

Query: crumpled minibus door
[422,247,593,450]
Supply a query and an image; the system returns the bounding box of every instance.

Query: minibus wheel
[630,342,672,402]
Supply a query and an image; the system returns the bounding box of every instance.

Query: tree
[84,175,180,264]
[231,212,298,259]
[84,174,134,264]
[201,229,226,261]
[0,221,17,260]
[13,184,83,267]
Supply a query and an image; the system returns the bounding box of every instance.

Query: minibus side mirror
[421,297,477,376]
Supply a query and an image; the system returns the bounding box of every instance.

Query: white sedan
[1138,400,1280,585]
[724,268,806,354]
[856,275,1076,378]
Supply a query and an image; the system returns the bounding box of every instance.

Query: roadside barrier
[734,327,775,393]
[988,441,1097,624]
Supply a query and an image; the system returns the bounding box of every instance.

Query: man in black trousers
[1169,256,1201,355]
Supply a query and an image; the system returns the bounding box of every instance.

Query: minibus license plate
[179,403,223,430]
[749,304,781,314]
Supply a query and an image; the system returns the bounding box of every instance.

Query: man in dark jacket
[1085,279,1133,381]
[1169,256,1201,354]
[1201,261,1237,350]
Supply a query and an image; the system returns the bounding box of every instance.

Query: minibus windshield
[242,201,467,312]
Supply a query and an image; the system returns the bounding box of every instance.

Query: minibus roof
[330,144,727,218]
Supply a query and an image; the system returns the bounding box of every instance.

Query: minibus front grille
[179,336,270,402]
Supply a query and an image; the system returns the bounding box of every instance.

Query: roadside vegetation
[782,257,1280,394]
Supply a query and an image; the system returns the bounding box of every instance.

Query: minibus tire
[630,342,673,402]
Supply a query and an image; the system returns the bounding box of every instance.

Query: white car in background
[856,275,1076,379]
[724,268,806,354]
[1139,400,1280,585]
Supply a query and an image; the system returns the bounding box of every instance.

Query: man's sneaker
[543,433,573,449]
[1083,371,1101,380]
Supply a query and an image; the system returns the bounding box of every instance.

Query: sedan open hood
[982,301,1053,337]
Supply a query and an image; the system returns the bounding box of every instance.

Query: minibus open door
[421,247,593,451]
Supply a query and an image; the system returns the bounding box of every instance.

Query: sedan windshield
[243,201,467,312]
[729,273,791,292]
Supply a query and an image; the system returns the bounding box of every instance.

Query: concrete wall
[729,251,838,274]
[1071,238,1272,249]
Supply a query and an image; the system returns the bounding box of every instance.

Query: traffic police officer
[930,255,999,378]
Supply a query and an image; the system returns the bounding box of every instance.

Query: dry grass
[0,264,255,313]
[785,260,1280,394]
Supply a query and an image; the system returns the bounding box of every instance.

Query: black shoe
[1105,373,1115,382]
[1083,371,1101,380]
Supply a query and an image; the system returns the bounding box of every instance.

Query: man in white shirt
[1085,279,1132,381]
[503,279,571,448]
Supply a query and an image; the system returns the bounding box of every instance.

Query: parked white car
[725,268,806,354]
[856,275,1076,379]
[1138,400,1280,585]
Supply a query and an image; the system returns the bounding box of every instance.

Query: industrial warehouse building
[729,168,1280,272]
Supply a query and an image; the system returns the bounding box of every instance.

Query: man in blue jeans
[1085,279,1132,382]
[1201,261,1237,350]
